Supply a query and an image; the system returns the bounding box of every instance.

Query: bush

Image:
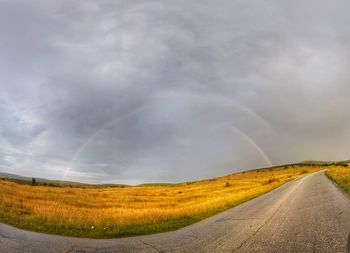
[262,178,280,185]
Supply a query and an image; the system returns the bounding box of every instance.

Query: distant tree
[337,161,349,167]
[31,178,36,186]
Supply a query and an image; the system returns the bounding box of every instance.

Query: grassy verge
[0,166,320,238]
[325,165,350,194]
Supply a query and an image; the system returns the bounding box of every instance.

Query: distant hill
[0,171,129,188]
[0,172,31,181]
[299,160,349,167]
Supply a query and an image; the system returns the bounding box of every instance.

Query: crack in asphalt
[65,246,76,253]
[0,232,11,239]
[138,239,162,253]
[215,217,263,223]
[65,246,116,253]
[188,232,202,241]
[13,248,29,252]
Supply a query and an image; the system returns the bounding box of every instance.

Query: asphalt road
[1,171,350,253]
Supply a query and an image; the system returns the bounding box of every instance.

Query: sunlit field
[0,166,321,238]
[326,165,350,194]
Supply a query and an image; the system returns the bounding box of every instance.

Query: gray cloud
[0,0,349,184]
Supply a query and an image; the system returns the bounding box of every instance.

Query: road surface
[1,171,350,253]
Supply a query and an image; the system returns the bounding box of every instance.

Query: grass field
[325,165,350,194]
[0,165,321,238]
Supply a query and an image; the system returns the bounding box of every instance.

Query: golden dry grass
[325,165,350,194]
[0,166,320,238]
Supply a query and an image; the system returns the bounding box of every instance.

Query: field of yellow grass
[325,165,350,194]
[0,166,320,238]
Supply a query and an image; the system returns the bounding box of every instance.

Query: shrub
[262,178,280,185]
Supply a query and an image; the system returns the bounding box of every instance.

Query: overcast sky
[0,0,349,184]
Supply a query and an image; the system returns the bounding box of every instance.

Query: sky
[0,0,350,184]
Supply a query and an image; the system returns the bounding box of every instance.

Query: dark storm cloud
[0,0,349,184]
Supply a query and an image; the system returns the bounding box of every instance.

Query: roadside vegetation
[325,163,350,194]
[0,165,321,238]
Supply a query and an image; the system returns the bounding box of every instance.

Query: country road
[1,171,350,253]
